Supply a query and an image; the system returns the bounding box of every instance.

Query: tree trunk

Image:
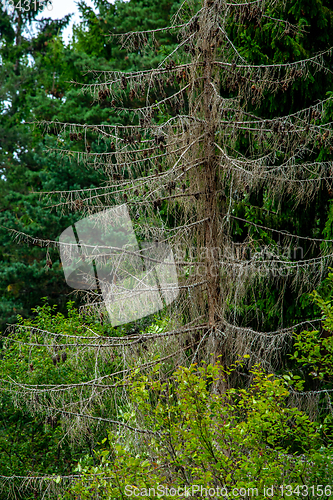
[201,0,220,328]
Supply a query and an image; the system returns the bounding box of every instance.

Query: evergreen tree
[1,0,333,496]
[24,0,333,365]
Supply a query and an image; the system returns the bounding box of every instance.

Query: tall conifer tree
[1,0,333,495]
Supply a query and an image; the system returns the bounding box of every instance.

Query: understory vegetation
[1,0,333,497]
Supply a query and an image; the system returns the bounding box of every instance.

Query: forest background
[1,0,333,498]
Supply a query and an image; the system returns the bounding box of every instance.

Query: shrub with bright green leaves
[288,273,333,446]
[291,272,333,383]
[65,360,333,499]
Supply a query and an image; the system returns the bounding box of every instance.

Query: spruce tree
[1,0,333,495]
[26,0,333,365]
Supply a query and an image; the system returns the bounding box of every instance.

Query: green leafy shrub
[66,360,332,499]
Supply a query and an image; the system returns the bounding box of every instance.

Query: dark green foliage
[0,299,123,499]
[0,395,77,477]
[1,0,333,497]
[0,0,181,328]
[226,0,333,331]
